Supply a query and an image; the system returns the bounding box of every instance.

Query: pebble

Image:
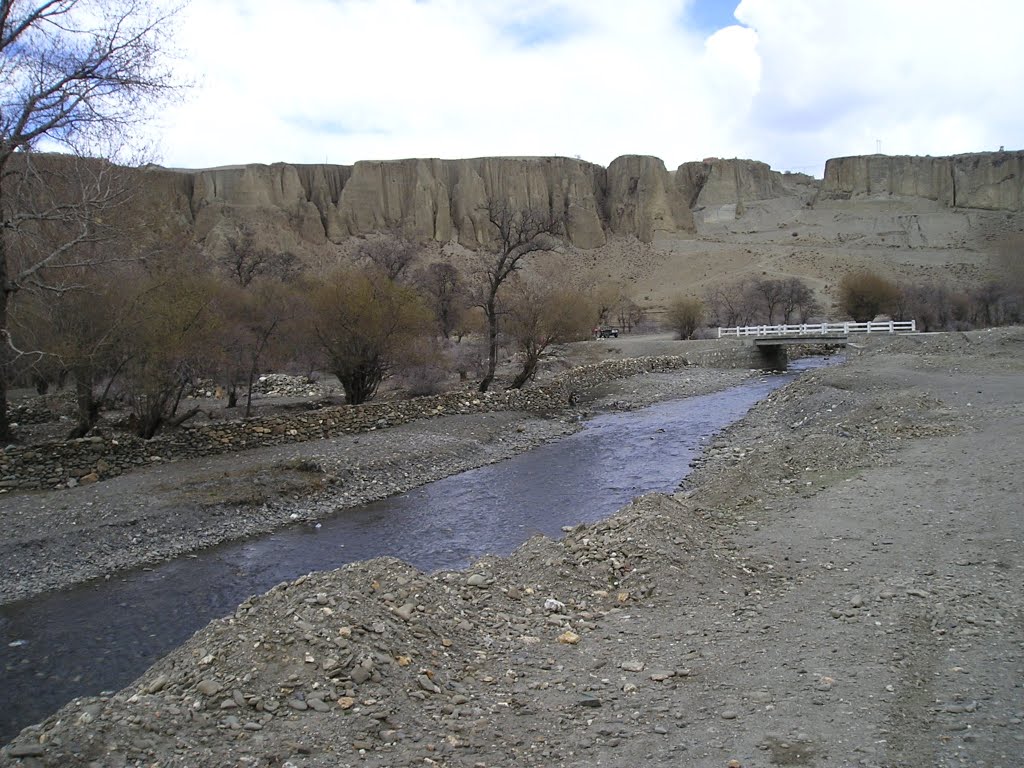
[6,744,45,757]
[307,697,330,712]
[418,675,441,694]
[721,710,738,720]
[196,680,222,696]
[393,602,416,621]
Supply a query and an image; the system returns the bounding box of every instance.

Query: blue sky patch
[499,7,582,48]
[683,0,741,34]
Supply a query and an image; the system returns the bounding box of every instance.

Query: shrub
[838,271,899,322]
[666,297,704,339]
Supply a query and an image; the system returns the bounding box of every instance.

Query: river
[0,359,827,742]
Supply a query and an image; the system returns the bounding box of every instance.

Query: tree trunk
[508,352,539,390]
[244,369,256,418]
[68,375,100,438]
[479,294,499,392]
[0,188,11,442]
[227,386,238,408]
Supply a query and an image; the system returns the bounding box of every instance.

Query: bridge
[717,320,918,368]
[718,320,917,342]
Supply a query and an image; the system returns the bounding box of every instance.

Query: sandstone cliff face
[605,155,693,241]
[675,158,789,210]
[174,155,701,250]
[333,157,609,248]
[817,151,1023,211]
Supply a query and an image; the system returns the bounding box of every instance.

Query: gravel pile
[252,375,336,398]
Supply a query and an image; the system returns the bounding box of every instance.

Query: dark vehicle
[595,326,620,339]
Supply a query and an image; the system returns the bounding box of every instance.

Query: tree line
[662,251,1023,341]
[6,215,634,439]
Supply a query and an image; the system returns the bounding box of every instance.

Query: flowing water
[0,359,828,742]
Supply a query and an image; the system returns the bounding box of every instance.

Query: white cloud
[150,0,1024,175]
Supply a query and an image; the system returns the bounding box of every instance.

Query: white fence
[718,320,917,338]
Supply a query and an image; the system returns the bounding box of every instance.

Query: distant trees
[705,276,819,327]
[838,271,900,322]
[779,277,820,323]
[666,296,704,339]
[415,261,470,340]
[585,282,645,334]
[475,199,564,392]
[221,226,298,286]
[356,236,419,282]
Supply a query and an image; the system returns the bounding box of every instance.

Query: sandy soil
[2,328,1021,767]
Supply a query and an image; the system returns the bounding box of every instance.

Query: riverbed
[0,361,825,743]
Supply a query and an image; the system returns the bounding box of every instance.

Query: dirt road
[2,329,1021,767]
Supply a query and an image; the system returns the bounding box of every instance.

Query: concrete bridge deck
[717,321,918,368]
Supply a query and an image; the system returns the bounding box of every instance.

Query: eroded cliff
[144,150,1022,256]
[817,151,1024,211]
[676,158,789,210]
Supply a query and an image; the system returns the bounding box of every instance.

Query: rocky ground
[0,362,751,605]
[2,328,1022,767]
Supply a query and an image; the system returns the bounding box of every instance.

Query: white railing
[718,320,917,338]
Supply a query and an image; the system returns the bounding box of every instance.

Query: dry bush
[666,296,704,339]
[838,271,900,322]
[312,267,432,405]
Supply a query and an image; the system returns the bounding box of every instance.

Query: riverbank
[3,328,1021,767]
[0,364,753,606]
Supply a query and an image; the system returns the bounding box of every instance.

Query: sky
[151,0,1024,175]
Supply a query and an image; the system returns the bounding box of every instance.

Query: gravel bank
[4,328,1021,767]
[0,366,751,605]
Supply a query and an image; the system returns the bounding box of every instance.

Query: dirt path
[2,330,1021,766]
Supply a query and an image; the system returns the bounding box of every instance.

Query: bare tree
[213,276,295,416]
[779,277,820,323]
[222,226,297,287]
[616,296,645,333]
[504,274,594,389]
[313,266,431,405]
[0,0,183,439]
[704,280,756,327]
[356,236,419,282]
[415,261,468,340]
[475,199,564,392]
[751,278,786,324]
[118,259,217,439]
